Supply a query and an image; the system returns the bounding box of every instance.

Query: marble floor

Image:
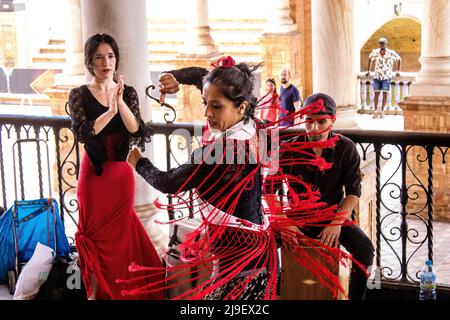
[0,284,12,300]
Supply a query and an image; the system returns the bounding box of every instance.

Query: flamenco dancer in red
[122,56,368,300]
[256,78,281,125]
[68,33,163,300]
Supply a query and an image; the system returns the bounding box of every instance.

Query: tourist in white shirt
[365,37,402,118]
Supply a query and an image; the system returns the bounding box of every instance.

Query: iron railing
[0,114,79,229]
[335,129,449,285]
[1,113,449,288]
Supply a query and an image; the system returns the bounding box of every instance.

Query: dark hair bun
[235,63,253,80]
[203,61,263,120]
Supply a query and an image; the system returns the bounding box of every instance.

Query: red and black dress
[257,92,280,124]
[68,85,164,300]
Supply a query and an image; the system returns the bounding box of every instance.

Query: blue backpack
[0,198,70,282]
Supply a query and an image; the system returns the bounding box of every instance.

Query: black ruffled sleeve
[166,67,208,92]
[135,144,229,195]
[124,85,153,151]
[135,158,201,194]
[135,143,263,224]
[68,87,96,143]
[68,86,107,176]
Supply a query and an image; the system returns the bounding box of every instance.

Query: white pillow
[13,242,54,300]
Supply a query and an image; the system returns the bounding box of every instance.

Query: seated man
[279,92,374,300]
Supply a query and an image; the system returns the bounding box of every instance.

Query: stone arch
[360,17,421,72]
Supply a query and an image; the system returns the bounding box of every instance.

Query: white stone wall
[354,0,422,50]
[23,0,67,63]
[146,0,269,20]
[353,0,422,73]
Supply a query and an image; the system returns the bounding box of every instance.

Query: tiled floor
[0,283,12,300]
[380,216,450,285]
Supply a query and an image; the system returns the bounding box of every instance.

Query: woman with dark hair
[121,57,359,301]
[68,33,163,300]
[124,56,273,300]
[256,78,280,125]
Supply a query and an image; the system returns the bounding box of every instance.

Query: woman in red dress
[256,78,280,125]
[68,33,163,300]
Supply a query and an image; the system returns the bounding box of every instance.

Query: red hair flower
[211,56,236,69]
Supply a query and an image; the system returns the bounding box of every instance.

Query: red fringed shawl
[117,99,367,300]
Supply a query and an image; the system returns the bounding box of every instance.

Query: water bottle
[419,259,437,300]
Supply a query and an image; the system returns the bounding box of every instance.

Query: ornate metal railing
[357,72,416,114]
[0,115,79,231]
[336,129,449,286]
[1,114,449,288]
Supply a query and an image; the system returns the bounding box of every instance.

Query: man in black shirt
[280,92,374,300]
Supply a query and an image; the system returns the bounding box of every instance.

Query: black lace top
[68,84,152,176]
[135,138,263,225]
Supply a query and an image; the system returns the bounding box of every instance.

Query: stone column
[46,0,84,116]
[44,0,85,199]
[80,0,168,253]
[260,0,301,99]
[175,0,220,123]
[311,0,358,129]
[398,0,450,220]
[290,0,313,98]
[311,0,378,252]
[81,0,150,105]
[57,0,84,84]
[264,0,297,33]
[410,0,450,97]
[179,0,219,56]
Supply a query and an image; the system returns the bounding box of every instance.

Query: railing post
[370,81,375,110]
[387,81,394,111]
[405,81,411,98]
[14,125,25,200]
[394,81,401,112]
[54,127,64,225]
[0,126,6,209]
[400,144,408,282]
[374,142,382,272]
[166,133,174,221]
[360,80,367,110]
[75,139,80,180]
[426,145,434,262]
[34,125,44,199]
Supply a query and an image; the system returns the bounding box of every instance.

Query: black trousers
[302,224,375,300]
